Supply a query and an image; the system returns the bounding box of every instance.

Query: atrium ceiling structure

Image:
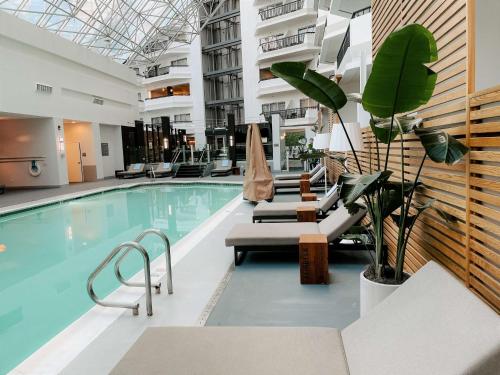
[0,0,224,66]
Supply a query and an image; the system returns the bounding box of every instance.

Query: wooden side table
[296,206,316,222]
[301,193,317,202]
[299,179,310,194]
[300,173,310,180]
[232,166,241,175]
[299,234,329,284]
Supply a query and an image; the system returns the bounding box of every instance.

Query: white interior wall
[0,11,138,126]
[0,118,67,187]
[475,0,500,91]
[99,124,124,178]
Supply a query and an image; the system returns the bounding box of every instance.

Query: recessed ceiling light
[0,244,6,253]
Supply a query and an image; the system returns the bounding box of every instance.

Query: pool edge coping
[0,180,243,217]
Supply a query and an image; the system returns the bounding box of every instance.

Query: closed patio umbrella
[243,123,274,202]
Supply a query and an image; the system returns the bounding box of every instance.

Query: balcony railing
[145,65,188,79]
[352,6,371,18]
[145,94,190,101]
[258,0,304,21]
[263,106,318,120]
[259,31,314,53]
[337,25,350,67]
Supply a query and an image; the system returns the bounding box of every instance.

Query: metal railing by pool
[259,0,304,21]
[259,31,314,53]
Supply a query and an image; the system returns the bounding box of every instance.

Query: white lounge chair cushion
[274,167,325,188]
[318,204,366,242]
[110,327,349,375]
[318,186,340,212]
[274,164,322,180]
[342,261,500,375]
[225,222,319,246]
[132,163,142,170]
[253,201,318,217]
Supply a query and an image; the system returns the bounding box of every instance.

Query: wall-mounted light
[163,137,169,149]
[57,124,65,156]
[59,136,65,154]
[229,135,234,147]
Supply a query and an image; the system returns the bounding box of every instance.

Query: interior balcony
[335,12,372,77]
[283,106,318,127]
[255,0,318,35]
[319,16,349,66]
[144,95,192,111]
[257,77,296,98]
[257,32,321,64]
[142,66,191,88]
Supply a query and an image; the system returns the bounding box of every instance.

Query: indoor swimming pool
[0,183,241,374]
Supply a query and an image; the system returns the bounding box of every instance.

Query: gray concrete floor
[205,250,371,329]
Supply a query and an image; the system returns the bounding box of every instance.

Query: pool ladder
[87,229,173,316]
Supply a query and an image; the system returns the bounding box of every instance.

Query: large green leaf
[415,128,469,164]
[375,115,423,134]
[362,24,438,118]
[271,62,347,111]
[340,171,392,206]
[370,117,398,144]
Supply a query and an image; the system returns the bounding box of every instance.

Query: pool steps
[87,228,173,316]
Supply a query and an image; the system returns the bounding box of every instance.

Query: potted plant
[271,24,468,314]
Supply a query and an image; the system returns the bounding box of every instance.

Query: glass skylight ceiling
[0,0,220,65]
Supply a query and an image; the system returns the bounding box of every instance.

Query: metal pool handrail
[87,241,153,316]
[114,228,173,295]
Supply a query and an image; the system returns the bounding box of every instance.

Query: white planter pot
[360,270,401,317]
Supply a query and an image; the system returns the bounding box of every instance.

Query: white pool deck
[5,179,249,375]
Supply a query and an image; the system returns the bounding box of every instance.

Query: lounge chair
[274,163,322,180]
[148,162,173,177]
[116,163,145,179]
[211,159,232,176]
[111,261,499,375]
[274,166,326,192]
[226,203,366,265]
[252,184,340,222]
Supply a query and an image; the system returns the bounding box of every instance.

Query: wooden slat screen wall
[467,85,500,310]
[325,0,498,311]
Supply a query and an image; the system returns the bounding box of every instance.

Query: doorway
[66,142,83,183]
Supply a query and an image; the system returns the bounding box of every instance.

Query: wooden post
[300,179,310,194]
[301,193,317,201]
[299,234,329,284]
[296,206,316,222]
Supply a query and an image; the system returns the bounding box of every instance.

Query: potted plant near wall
[271,24,468,314]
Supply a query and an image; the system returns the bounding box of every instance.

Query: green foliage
[272,25,469,284]
[415,128,469,165]
[270,62,347,111]
[284,132,305,148]
[362,24,438,118]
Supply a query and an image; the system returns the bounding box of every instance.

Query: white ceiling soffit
[0,0,224,66]
[330,0,370,18]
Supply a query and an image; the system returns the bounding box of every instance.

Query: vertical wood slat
[323,0,498,311]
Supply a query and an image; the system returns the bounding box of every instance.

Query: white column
[357,49,371,127]
[271,114,282,172]
[91,122,104,179]
[51,117,69,185]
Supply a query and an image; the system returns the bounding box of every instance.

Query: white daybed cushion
[111,327,349,375]
[342,261,500,375]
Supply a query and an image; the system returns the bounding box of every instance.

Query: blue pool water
[0,184,240,374]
